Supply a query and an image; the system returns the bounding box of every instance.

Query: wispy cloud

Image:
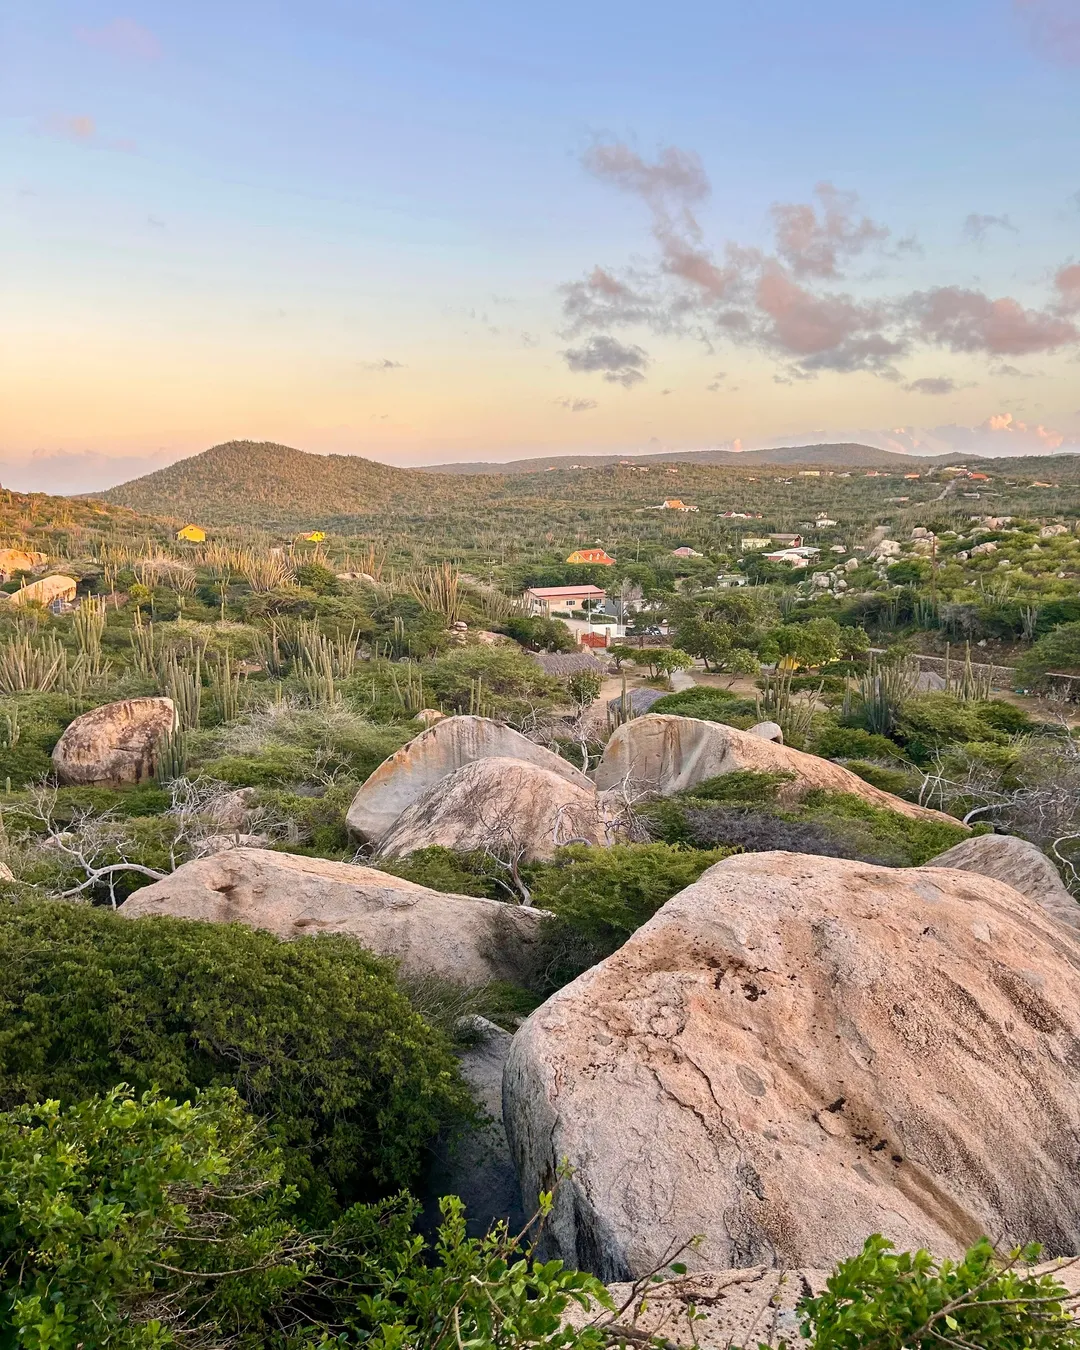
[554,396,598,412]
[903,376,958,395]
[38,113,137,152]
[771,183,890,279]
[562,334,649,386]
[1015,0,1080,65]
[76,17,161,60]
[962,212,1018,243]
[359,358,405,370]
[561,140,1080,381]
[43,114,97,143]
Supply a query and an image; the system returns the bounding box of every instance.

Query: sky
[2,0,1080,493]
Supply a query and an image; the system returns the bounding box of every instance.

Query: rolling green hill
[96,440,436,524]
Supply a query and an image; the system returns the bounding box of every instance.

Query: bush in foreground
[0,900,471,1212]
[3,1085,1077,1350]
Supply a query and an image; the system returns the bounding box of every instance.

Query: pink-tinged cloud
[771,183,889,279]
[582,143,708,208]
[1015,0,1080,64]
[76,17,161,60]
[43,114,97,142]
[566,141,1080,380]
[982,412,1065,448]
[1056,263,1080,313]
[906,286,1078,355]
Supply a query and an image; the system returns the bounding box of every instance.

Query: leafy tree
[606,643,638,670]
[565,668,603,711]
[644,648,694,680]
[837,625,871,660]
[501,614,575,652]
[765,618,844,670]
[0,900,471,1211]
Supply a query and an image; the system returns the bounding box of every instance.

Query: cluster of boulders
[48,698,1080,1310]
[807,556,860,596]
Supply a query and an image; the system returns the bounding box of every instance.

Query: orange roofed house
[566,548,615,565]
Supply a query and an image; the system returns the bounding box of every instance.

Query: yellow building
[566,548,614,565]
[176,524,206,543]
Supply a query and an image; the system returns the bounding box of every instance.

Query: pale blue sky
[2,0,1079,490]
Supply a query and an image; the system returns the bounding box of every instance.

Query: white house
[525,584,606,616]
[763,545,821,569]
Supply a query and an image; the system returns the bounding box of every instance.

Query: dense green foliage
[804,1234,1080,1350]
[0,901,471,1211]
[0,1085,612,1350]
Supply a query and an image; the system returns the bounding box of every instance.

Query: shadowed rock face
[120,847,545,985]
[375,756,609,862]
[346,715,592,844]
[504,850,1080,1280]
[51,697,176,786]
[593,714,962,827]
[925,834,1080,931]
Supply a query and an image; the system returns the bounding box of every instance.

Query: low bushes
[650,686,758,727]
[0,900,471,1213]
[646,785,968,867]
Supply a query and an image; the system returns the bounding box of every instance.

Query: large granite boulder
[7,575,78,608]
[504,850,1080,1279]
[926,833,1080,931]
[0,549,47,580]
[120,847,544,985]
[376,756,609,862]
[51,697,177,786]
[347,715,591,844]
[593,714,960,827]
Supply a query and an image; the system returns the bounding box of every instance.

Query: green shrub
[0,900,471,1211]
[193,744,312,785]
[972,698,1032,734]
[896,693,1007,763]
[526,842,733,991]
[802,1233,1080,1350]
[425,646,562,719]
[812,725,903,761]
[650,687,758,727]
[378,845,502,898]
[841,761,919,798]
[0,694,75,788]
[1016,620,1080,688]
[0,1084,613,1349]
[799,791,968,864]
[0,1085,313,1348]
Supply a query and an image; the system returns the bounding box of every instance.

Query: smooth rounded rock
[593,714,961,826]
[926,833,1080,931]
[376,756,609,861]
[346,715,591,844]
[120,847,545,986]
[51,697,177,787]
[504,850,1080,1279]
